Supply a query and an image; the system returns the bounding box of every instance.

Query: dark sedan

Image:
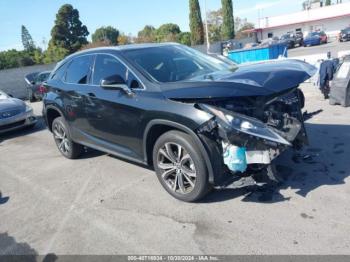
[42,43,315,202]
[25,71,51,102]
[339,27,350,42]
[0,90,37,134]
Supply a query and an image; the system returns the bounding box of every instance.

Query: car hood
[161,59,316,100]
[0,97,26,111]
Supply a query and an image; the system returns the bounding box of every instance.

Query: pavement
[0,82,349,256]
[289,39,350,58]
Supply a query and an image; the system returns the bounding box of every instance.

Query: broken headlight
[199,104,291,146]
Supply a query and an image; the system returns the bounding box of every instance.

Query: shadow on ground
[202,122,350,204]
[0,192,9,205]
[0,232,57,261]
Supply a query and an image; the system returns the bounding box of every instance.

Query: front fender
[143,119,217,185]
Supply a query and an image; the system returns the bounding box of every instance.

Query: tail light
[38,85,47,94]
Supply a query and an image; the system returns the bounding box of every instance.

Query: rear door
[63,54,95,139]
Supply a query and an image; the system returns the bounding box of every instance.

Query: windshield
[122,45,237,83]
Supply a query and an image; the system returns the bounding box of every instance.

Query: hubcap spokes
[157,143,196,194]
[53,123,70,154]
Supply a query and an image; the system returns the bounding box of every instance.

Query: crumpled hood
[162,59,316,100]
[0,97,26,112]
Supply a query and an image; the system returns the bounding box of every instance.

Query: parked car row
[261,31,328,49]
[24,71,51,102]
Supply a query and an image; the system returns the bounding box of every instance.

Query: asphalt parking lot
[289,39,350,57]
[0,82,350,256]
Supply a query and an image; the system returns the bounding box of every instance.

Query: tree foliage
[0,49,35,70]
[189,0,204,45]
[49,4,89,54]
[177,32,191,46]
[92,26,119,45]
[80,40,113,51]
[136,25,157,43]
[117,33,132,45]
[221,0,235,40]
[43,43,69,64]
[206,9,223,42]
[234,17,254,39]
[325,0,332,5]
[205,8,253,42]
[156,23,181,42]
[21,25,35,51]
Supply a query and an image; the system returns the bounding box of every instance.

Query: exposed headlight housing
[26,104,33,113]
[199,104,291,146]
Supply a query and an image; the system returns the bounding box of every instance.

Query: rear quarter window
[65,55,94,84]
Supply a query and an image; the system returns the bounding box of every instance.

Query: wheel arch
[45,105,64,131]
[143,119,215,184]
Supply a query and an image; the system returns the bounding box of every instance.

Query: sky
[0,0,324,51]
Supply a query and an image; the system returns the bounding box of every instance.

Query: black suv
[339,27,350,42]
[43,43,315,202]
[279,33,296,49]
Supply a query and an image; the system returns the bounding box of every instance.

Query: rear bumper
[0,110,37,134]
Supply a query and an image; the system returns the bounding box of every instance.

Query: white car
[0,90,37,134]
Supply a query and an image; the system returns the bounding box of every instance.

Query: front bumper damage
[196,101,308,189]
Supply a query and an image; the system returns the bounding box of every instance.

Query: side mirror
[100,75,134,96]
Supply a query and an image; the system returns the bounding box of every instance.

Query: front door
[84,53,145,160]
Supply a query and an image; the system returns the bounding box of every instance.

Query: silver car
[0,90,37,134]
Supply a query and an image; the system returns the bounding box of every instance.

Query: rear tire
[52,117,83,159]
[152,130,210,202]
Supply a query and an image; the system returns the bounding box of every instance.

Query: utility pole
[203,0,210,53]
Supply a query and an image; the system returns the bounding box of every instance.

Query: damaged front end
[195,87,308,188]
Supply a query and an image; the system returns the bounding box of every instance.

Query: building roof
[259,2,350,30]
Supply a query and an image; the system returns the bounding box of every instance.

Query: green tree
[49,4,89,53]
[117,33,131,45]
[136,25,156,43]
[234,17,254,39]
[92,26,119,45]
[189,0,204,45]
[177,32,191,46]
[206,9,223,42]
[325,0,332,5]
[21,25,35,51]
[43,43,69,63]
[156,23,181,42]
[221,0,235,40]
[33,48,44,64]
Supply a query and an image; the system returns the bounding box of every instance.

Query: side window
[51,63,68,81]
[92,54,127,85]
[65,55,93,84]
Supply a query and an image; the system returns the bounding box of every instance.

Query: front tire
[52,117,83,159]
[152,130,210,202]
